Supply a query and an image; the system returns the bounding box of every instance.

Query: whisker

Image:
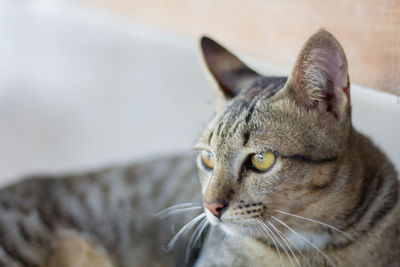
[188,218,206,249]
[258,219,294,266]
[272,215,335,267]
[155,202,202,217]
[267,220,301,267]
[193,219,209,248]
[274,209,355,241]
[167,213,206,251]
[209,224,216,240]
[160,206,203,219]
[249,218,284,264]
[251,219,284,267]
[249,221,254,239]
[247,219,262,238]
[240,223,245,243]
[268,220,309,267]
[219,231,228,246]
[185,217,207,262]
[166,95,208,126]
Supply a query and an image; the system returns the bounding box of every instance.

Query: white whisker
[251,219,284,267]
[155,202,202,217]
[247,219,262,237]
[160,206,203,218]
[258,219,295,266]
[267,220,301,267]
[272,215,335,267]
[268,221,309,267]
[219,231,228,246]
[185,217,207,262]
[193,219,209,248]
[209,224,216,239]
[189,218,207,248]
[167,213,206,251]
[274,209,355,241]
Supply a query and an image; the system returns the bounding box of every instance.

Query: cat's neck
[340,129,399,238]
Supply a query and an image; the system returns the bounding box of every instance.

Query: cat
[193,30,400,266]
[0,29,399,267]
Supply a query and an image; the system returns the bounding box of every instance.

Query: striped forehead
[212,77,287,142]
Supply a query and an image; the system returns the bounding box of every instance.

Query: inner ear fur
[200,36,261,99]
[286,30,350,120]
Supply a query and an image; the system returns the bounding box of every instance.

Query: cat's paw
[44,234,115,267]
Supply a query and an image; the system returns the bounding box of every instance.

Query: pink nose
[203,201,228,218]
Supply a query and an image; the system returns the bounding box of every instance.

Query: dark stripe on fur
[245,104,255,123]
[37,204,56,232]
[18,222,33,244]
[216,122,223,136]
[330,173,398,250]
[0,222,39,267]
[230,121,240,137]
[208,130,214,144]
[243,131,250,146]
[281,154,338,164]
[342,171,384,231]
[367,184,398,230]
[216,77,287,140]
[1,200,11,211]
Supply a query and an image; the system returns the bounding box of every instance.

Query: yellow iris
[201,151,214,169]
[251,151,276,172]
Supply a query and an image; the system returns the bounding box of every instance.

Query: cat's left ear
[286,30,350,120]
[200,36,261,99]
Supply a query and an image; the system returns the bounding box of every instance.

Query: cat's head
[196,30,354,248]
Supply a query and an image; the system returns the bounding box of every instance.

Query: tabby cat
[0,30,399,267]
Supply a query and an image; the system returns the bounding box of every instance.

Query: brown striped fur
[0,154,202,266]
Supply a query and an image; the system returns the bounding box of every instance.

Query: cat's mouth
[218,218,276,242]
[204,208,266,237]
[204,208,222,225]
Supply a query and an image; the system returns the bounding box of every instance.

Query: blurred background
[0,0,399,186]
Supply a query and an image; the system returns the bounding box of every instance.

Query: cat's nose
[203,201,229,218]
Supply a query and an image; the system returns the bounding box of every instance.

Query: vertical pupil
[258,153,263,162]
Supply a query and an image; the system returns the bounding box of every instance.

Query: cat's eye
[201,150,214,170]
[250,151,276,172]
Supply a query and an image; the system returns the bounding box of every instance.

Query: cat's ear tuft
[287,30,350,120]
[200,36,260,99]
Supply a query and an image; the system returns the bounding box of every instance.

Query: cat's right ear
[200,36,261,101]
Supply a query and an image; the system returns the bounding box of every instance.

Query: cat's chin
[205,210,273,240]
[220,223,244,237]
[220,222,264,238]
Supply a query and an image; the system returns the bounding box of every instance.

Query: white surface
[0,1,399,187]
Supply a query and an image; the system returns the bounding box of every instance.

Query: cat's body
[1,30,399,267]
[0,153,202,267]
